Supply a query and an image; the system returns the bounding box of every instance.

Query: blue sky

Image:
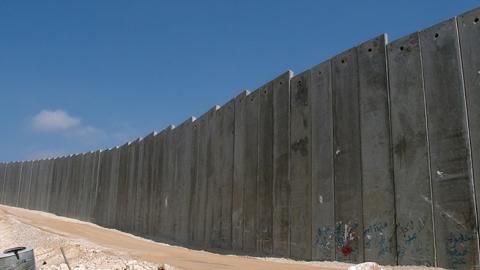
[0,1,478,162]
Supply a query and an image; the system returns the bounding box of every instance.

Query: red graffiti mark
[341,245,352,256]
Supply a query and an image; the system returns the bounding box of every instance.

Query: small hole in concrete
[434,33,439,39]
[400,46,404,51]
[250,97,254,101]
[279,81,283,85]
[318,71,322,75]
[341,59,346,64]
[475,17,479,24]
[368,48,372,52]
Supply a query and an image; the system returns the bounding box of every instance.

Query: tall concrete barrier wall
[2,7,480,269]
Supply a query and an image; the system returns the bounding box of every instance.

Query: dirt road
[0,205,443,270]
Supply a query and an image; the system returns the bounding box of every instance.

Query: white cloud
[27,109,136,160]
[30,109,108,145]
[31,110,80,132]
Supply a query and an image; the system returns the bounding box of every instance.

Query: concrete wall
[2,7,480,269]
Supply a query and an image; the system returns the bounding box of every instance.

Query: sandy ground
[0,205,445,270]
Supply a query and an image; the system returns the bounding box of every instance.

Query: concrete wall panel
[67,155,81,218]
[257,81,274,256]
[36,160,47,211]
[63,156,75,217]
[174,120,194,243]
[218,101,235,250]
[158,126,174,240]
[68,155,79,218]
[88,151,102,222]
[147,131,165,238]
[290,71,312,260]
[311,61,335,261]
[137,134,153,235]
[243,91,259,253]
[58,157,69,216]
[387,33,436,266]
[205,107,219,248]
[134,138,146,234]
[115,144,130,231]
[457,7,480,249]
[332,49,364,263]
[37,159,48,212]
[164,127,178,239]
[78,153,91,221]
[94,149,112,227]
[420,18,479,268]
[47,158,60,214]
[74,155,86,220]
[191,113,210,247]
[31,161,41,211]
[17,161,32,208]
[3,162,12,205]
[26,161,39,210]
[125,141,139,232]
[233,93,247,251]
[5,162,22,206]
[109,148,120,228]
[144,133,158,237]
[0,163,7,205]
[358,35,397,264]
[59,156,72,216]
[272,71,292,257]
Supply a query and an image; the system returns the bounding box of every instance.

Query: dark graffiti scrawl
[364,222,391,257]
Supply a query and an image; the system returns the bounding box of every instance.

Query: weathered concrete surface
[358,35,397,264]
[174,119,196,244]
[148,131,165,238]
[26,161,39,211]
[457,7,480,255]
[4,162,21,207]
[257,80,274,256]
[388,33,436,266]
[0,163,6,205]
[311,61,335,261]
[205,106,219,248]
[216,101,235,250]
[332,48,363,264]
[17,161,31,209]
[272,71,292,258]
[94,149,112,227]
[290,71,312,260]
[159,126,174,241]
[420,18,479,269]
[191,113,209,247]
[233,93,247,251]
[116,144,130,231]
